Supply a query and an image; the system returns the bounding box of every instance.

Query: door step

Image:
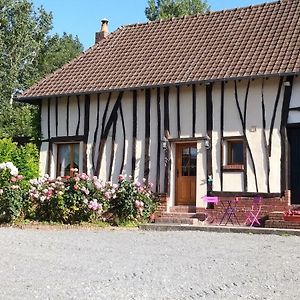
[155,211,207,225]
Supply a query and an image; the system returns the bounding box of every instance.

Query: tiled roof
[19,0,300,100]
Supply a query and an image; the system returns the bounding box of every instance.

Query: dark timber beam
[206,84,213,193]
[281,76,294,193]
[144,89,151,182]
[131,90,137,178]
[156,88,161,193]
[83,94,90,173]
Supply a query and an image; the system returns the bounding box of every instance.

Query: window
[56,143,80,177]
[181,146,197,176]
[223,139,245,170]
[227,140,244,164]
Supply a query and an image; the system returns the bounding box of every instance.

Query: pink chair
[245,197,263,226]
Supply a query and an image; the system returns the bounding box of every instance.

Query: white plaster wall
[179,85,193,137]
[39,142,48,176]
[263,78,283,193]
[289,76,300,110]
[223,172,244,191]
[68,96,79,136]
[135,90,145,182]
[288,111,300,123]
[168,87,178,138]
[149,89,158,189]
[40,98,48,140]
[211,82,221,191]
[86,93,98,174]
[219,78,283,193]
[111,110,124,182]
[159,88,165,191]
[223,81,243,136]
[195,85,206,137]
[246,79,267,192]
[121,91,133,177]
[196,141,207,208]
[57,97,67,137]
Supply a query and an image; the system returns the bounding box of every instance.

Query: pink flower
[118,174,125,182]
[10,177,17,183]
[11,185,19,190]
[104,191,111,199]
[73,185,79,191]
[16,175,24,181]
[149,182,154,188]
[135,181,141,187]
[80,173,89,180]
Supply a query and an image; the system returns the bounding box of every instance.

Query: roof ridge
[118,0,281,29]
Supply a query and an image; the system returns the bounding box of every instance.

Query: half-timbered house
[17,0,300,220]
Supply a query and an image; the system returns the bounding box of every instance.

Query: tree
[0,0,83,138]
[145,0,210,21]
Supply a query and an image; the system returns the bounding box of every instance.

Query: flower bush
[110,175,157,223]
[0,162,27,222]
[0,162,158,225]
[28,169,112,224]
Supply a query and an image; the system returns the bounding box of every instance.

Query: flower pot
[283,215,300,222]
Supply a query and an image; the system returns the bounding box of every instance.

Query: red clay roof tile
[19,0,300,100]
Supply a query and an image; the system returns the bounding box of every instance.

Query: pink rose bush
[109,176,157,223]
[0,162,26,222]
[0,162,157,224]
[28,170,112,223]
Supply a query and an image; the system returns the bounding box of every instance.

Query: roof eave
[16,71,300,103]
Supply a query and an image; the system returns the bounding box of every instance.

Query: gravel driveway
[0,227,299,299]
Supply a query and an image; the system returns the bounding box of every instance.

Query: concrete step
[265,219,300,229]
[169,206,197,213]
[160,212,206,220]
[155,217,200,225]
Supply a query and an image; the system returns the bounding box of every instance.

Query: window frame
[223,137,245,171]
[53,141,83,178]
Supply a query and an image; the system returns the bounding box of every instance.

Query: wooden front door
[288,128,300,204]
[175,143,197,205]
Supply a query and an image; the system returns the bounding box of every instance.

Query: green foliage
[0,0,52,104]
[36,33,83,80]
[145,0,210,21]
[0,103,40,139]
[28,172,111,224]
[13,143,39,180]
[0,0,83,138]
[0,162,27,223]
[0,138,39,180]
[110,177,158,223]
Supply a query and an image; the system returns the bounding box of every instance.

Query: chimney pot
[95,18,109,44]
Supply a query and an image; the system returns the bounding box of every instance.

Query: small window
[223,139,245,171]
[56,143,80,177]
[227,140,244,164]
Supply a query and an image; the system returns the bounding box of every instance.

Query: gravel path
[0,227,299,299]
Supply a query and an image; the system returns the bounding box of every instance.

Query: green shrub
[28,171,111,224]
[110,175,158,223]
[0,162,27,223]
[0,138,39,180]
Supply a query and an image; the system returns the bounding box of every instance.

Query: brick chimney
[95,18,109,43]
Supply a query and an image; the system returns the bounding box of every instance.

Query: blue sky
[31,0,275,49]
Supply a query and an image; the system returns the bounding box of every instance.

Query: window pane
[57,144,70,176]
[73,144,79,169]
[190,147,197,176]
[57,143,80,177]
[231,142,244,164]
